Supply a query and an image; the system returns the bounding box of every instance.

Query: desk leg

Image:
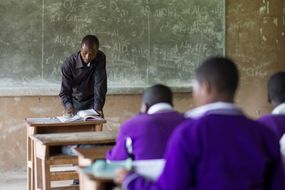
[27,126,35,190]
[34,143,50,190]
[82,175,97,190]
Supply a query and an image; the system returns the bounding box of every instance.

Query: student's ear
[203,80,212,94]
[193,79,212,106]
[199,80,212,96]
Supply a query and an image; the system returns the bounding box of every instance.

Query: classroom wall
[0,0,285,172]
[227,0,285,116]
[0,94,193,172]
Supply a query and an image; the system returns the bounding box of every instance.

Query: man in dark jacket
[59,34,107,117]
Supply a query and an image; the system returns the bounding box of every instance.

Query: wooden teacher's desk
[26,117,106,190]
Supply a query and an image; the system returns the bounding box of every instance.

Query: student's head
[141,84,173,113]
[80,35,99,64]
[267,71,285,107]
[192,56,239,106]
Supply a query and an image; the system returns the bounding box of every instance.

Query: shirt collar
[147,103,173,115]
[75,51,94,69]
[76,52,84,69]
[185,102,243,119]
[272,103,285,115]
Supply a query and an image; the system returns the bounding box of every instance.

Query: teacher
[59,34,107,117]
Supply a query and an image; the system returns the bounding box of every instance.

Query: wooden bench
[31,130,116,190]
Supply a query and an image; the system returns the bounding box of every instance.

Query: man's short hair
[195,56,239,96]
[81,35,99,49]
[143,84,173,107]
[268,71,285,104]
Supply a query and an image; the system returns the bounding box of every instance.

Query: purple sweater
[258,114,285,140]
[124,114,285,190]
[106,111,185,160]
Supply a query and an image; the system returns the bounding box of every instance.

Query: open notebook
[57,109,103,122]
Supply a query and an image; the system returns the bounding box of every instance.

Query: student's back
[106,84,185,161]
[169,111,281,190]
[107,110,185,160]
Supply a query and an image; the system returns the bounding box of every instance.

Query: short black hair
[268,71,285,104]
[195,56,239,96]
[81,34,99,49]
[143,84,173,107]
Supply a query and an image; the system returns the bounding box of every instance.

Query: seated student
[257,71,285,140]
[115,57,285,190]
[106,84,185,160]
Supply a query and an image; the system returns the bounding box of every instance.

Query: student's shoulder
[172,117,199,135]
[170,110,186,119]
[179,114,217,129]
[257,114,275,122]
[152,110,185,120]
[120,114,150,130]
[245,115,278,139]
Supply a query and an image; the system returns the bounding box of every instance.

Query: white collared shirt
[272,103,285,115]
[147,103,173,115]
[185,102,242,119]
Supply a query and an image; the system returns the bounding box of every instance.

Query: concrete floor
[0,170,26,190]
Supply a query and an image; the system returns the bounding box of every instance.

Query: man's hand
[114,169,130,185]
[65,106,75,117]
[96,110,104,118]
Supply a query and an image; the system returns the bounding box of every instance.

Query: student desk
[74,146,115,190]
[31,130,116,190]
[74,145,114,167]
[26,117,107,190]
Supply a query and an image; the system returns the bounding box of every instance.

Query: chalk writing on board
[0,0,224,90]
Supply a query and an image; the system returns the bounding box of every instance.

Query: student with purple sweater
[106,84,185,161]
[257,72,285,140]
[115,57,285,190]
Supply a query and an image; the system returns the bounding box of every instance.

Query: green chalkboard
[0,0,224,94]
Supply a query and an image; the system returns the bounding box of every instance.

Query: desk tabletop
[25,117,106,127]
[31,130,117,146]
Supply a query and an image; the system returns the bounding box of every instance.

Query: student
[257,71,285,140]
[115,57,285,190]
[106,84,185,160]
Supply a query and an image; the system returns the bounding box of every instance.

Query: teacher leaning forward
[59,34,107,118]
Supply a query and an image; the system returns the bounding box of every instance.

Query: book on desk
[57,109,104,122]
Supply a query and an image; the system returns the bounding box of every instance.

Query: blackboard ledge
[0,85,192,96]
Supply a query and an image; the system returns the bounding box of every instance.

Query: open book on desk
[57,109,103,122]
